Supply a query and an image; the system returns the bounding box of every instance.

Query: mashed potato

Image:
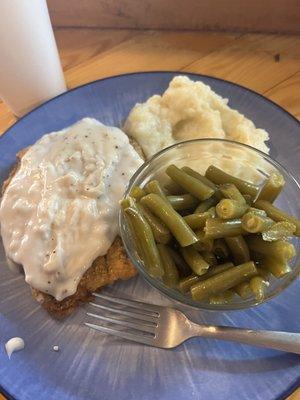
[124,76,269,158]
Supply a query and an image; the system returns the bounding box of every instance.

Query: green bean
[219,183,246,204]
[183,210,214,230]
[257,172,285,203]
[234,281,252,299]
[262,221,296,242]
[194,231,214,252]
[249,276,268,301]
[157,244,180,288]
[212,239,229,259]
[124,207,163,278]
[193,241,215,252]
[192,241,205,252]
[181,166,217,190]
[168,247,191,277]
[216,199,249,219]
[207,206,217,217]
[201,251,218,266]
[195,197,218,213]
[190,207,217,227]
[261,257,292,278]
[190,261,257,300]
[120,196,137,212]
[181,167,226,201]
[166,164,215,200]
[246,236,296,262]
[241,212,274,233]
[145,180,169,201]
[122,196,145,212]
[130,186,146,201]
[204,218,244,239]
[137,203,171,244]
[243,194,253,206]
[247,207,267,217]
[164,180,186,195]
[225,236,250,264]
[254,200,300,236]
[179,274,200,292]
[120,197,132,209]
[205,165,259,198]
[198,262,234,280]
[181,246,210,276]
[141,194,199,247]
[167,194,198,211]
[209,290,235,305]
[123,210,145,260]
[179,262,235,292]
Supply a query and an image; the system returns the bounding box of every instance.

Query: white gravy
[0,118,143,300]
[5,337,25,358]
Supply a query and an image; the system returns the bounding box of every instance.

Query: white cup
[0,0,67,117]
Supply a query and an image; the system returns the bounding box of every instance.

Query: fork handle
[191,324,300,354]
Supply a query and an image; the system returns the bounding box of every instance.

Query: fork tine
[89,302,158,323]
[92,293,160,315]
[85,322,155,346]
[86,312,156,333]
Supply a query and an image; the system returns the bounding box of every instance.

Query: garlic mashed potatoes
[124,76,269,158]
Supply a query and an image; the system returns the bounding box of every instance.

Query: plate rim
[1,71,299,400]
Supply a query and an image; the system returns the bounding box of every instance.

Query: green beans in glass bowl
[119,139,300,311]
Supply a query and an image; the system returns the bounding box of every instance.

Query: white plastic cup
[0,0,67,117]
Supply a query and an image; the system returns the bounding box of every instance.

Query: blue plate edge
[279,376,300,400]
[0,384,14,400]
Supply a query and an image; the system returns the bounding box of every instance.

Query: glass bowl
[119,139,300,311]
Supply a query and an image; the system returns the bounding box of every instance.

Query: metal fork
[85,293,300,354]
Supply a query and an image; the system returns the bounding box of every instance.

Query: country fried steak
[2,134,139,318]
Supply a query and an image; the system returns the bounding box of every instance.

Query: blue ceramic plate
[0,72,300,400]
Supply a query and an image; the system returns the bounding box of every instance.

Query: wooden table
[0,29,299,400]
[1,29,300,134]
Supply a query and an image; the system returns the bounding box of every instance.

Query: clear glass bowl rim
[119,138,300,311]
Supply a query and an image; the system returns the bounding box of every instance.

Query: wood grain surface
[47,0,300,34]
[0,28,299,399]
[1,29,299,135]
